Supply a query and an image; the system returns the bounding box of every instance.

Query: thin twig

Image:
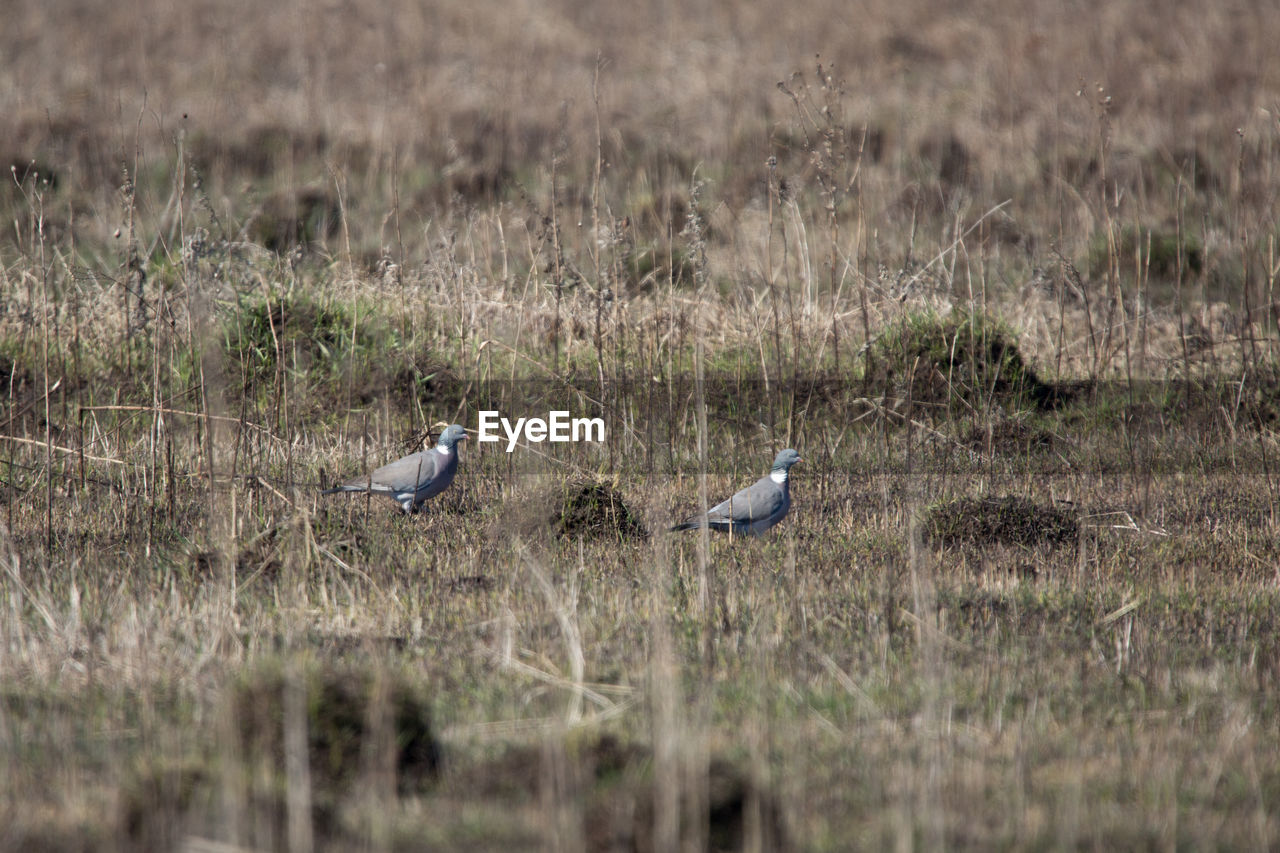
[0,434,125,466]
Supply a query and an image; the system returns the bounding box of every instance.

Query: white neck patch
[770,468,788,484]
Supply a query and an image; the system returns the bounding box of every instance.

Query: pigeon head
[436,424,469,450]
[771,448,802,471]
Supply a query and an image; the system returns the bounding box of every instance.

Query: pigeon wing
[366,449,442,494]
[705,476,782,525]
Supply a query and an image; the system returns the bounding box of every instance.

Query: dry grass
[3,0,1280,850]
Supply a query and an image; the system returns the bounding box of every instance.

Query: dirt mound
[548,479,648,542]
[123,663,440,848]
[231,664,440,794]
[925,495,1077,548]
[964,417,1055,455]
[866,311,1061,413]
[245,185,341,251]
[454,734,789,852]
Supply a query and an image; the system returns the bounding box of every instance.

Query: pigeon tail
[670,518,754,535]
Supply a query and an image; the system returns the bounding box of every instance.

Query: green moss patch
[867,310,1060,412]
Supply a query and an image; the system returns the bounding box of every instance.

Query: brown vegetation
[2,0,1280,849]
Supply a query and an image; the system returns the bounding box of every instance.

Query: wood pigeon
[322,424,468,514]
[672,448,802,536]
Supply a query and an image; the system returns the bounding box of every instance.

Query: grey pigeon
[671,448,802,536]
[322,424,468,514]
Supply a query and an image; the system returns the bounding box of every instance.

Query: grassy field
[4,0,1280,849]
